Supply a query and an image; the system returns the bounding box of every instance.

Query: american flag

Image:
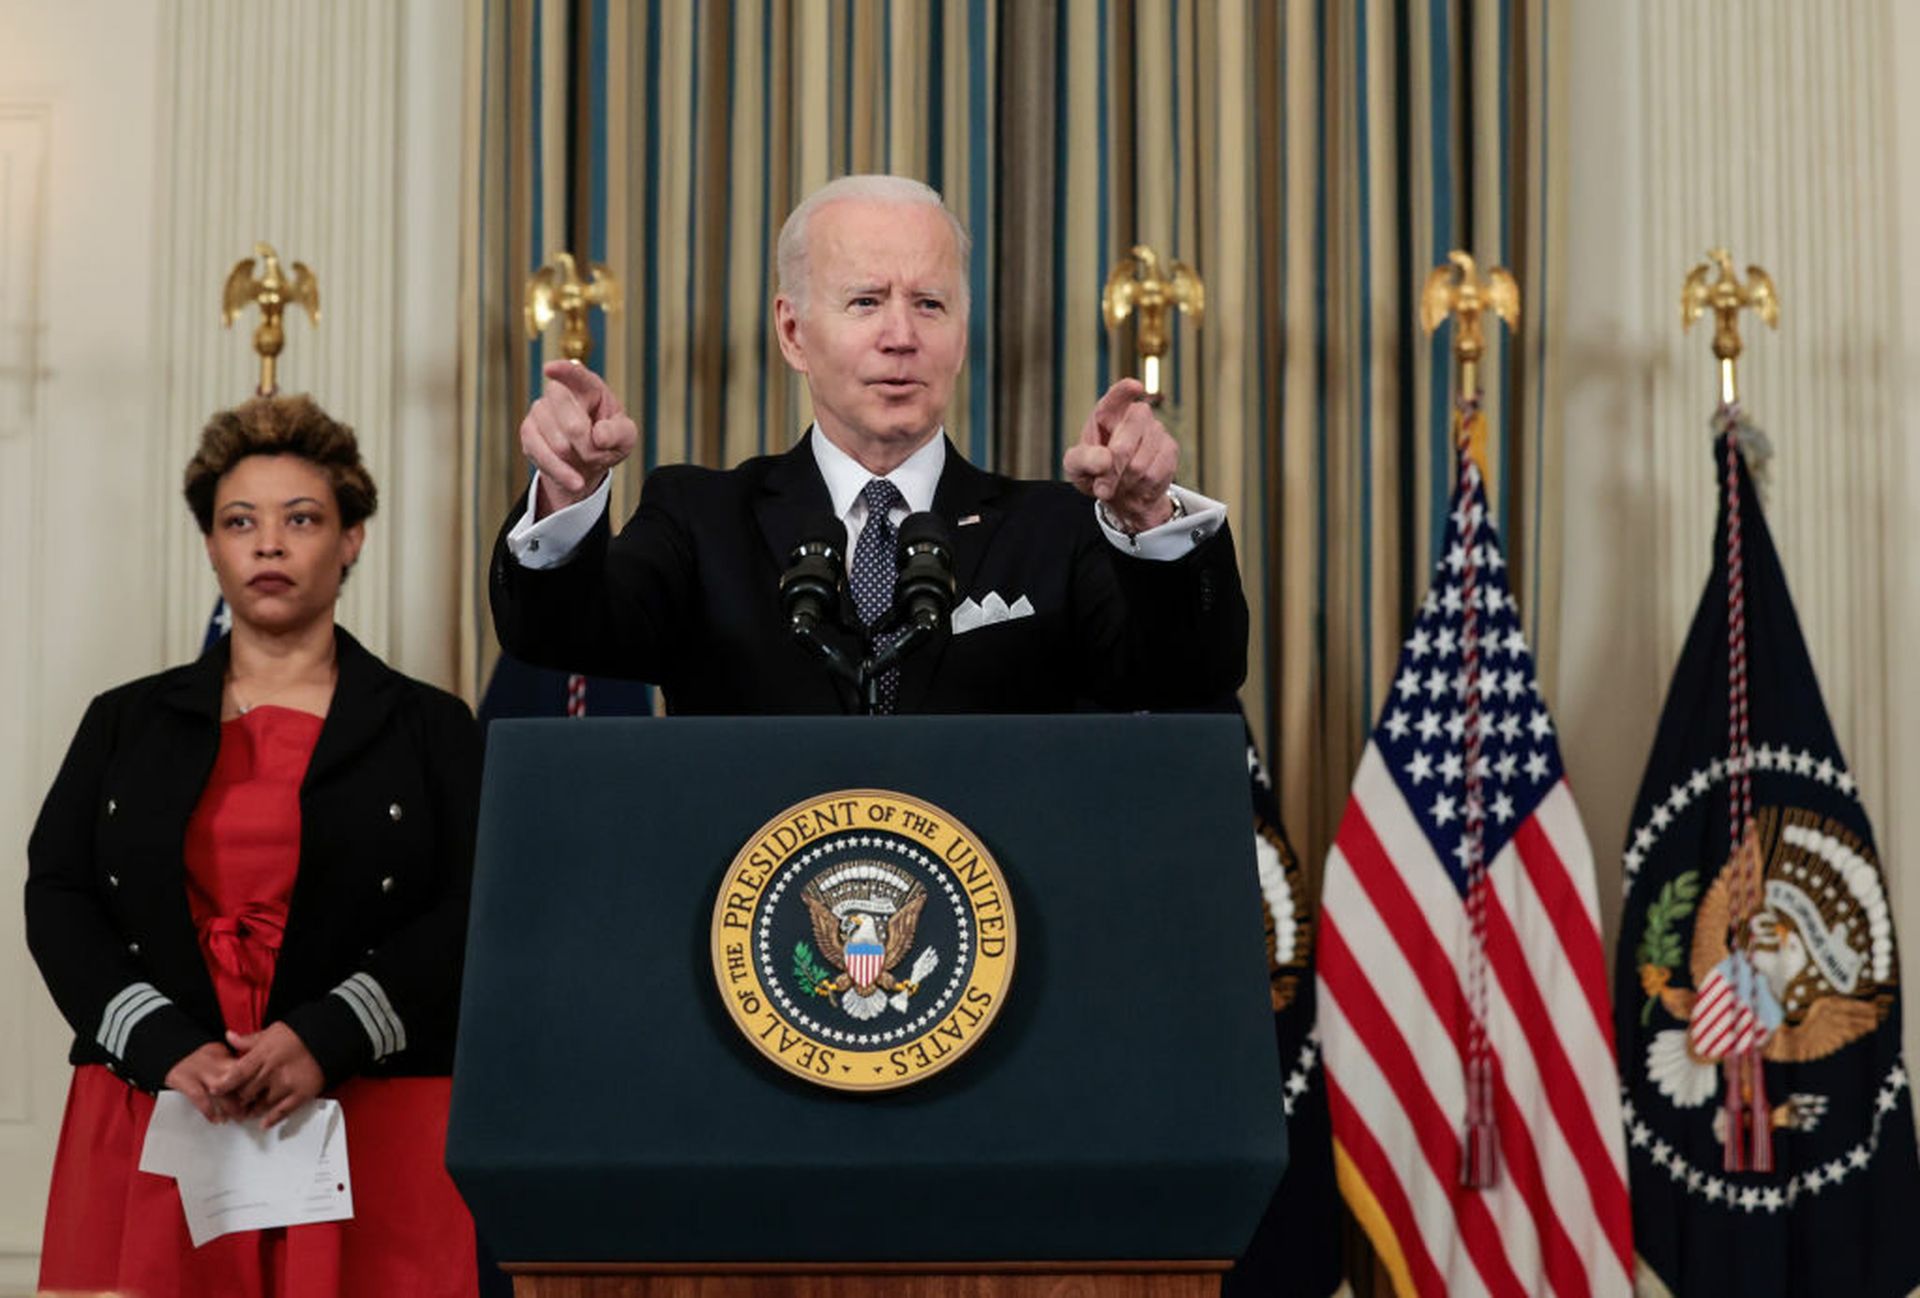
[201,595,232,652]
[1316,459,1633,1297]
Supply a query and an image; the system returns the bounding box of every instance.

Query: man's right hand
[520,360,639,517]
[163,1041,238,1123]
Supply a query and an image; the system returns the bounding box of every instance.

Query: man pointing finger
[491,173,1246,715]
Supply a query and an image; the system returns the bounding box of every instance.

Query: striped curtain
[458,0,1560,895]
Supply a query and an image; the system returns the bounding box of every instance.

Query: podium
[448,715,1287,1297]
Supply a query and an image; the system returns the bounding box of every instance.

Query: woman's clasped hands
[160,1024,325,1129]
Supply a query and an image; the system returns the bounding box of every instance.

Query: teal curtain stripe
[683,0,705,466]
[1257,3,1285,762]
[716,0,739,446]
[529,0,548,409]
[1354,0,1375,723]
[757,0,772,455]
[843,0,855,171]
[1094,0,1109,394]
[927,11,944,189]
[1425,0,1455,560]
[1168,0,1183,410]
[1529,0,1548,639]
[1392,3,1417,631]
[474,0,497,691]
[1495,0,1513,528]
[966,0,990,466]
[589,0,610,363]
[640,0,662,470]
[1048,0,1068,475]
[882,0,893,169]
[1312,0,1329,682]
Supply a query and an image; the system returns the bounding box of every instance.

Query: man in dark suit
[491,174,1246,715]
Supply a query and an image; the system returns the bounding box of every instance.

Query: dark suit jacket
[490,434,1248,714]
[25,629,480,1091]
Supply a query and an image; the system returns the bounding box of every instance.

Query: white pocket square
[950,592,1034,636]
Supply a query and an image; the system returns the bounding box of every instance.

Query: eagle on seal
[1639,807,1892,1130]
[802,880,929,1021]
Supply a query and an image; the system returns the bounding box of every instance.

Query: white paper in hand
[139,1092,354,1246]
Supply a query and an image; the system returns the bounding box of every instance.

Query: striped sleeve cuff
[331,973,407,1060]
[97,981,171,1060]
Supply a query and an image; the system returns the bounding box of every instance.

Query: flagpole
[1419,251,1520,1189]
[1681,248,1782,1173]
[525,252,622,716]
[203,244,321,653]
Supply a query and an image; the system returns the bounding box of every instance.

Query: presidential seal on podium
[711,790,1017,1091]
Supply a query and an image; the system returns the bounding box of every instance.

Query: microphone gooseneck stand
[780,513,957,716]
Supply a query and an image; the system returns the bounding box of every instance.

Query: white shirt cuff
[505,472,612,570]
[1094,485,1227,561]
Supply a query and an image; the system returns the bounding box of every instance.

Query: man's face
[775,199,968,471]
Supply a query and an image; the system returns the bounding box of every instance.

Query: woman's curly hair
[182,395,377,534]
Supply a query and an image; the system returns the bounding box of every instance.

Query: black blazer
[490,435,1249,714]
[25,629,480,1092]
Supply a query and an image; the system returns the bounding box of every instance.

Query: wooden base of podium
[506,1260,1228,1298]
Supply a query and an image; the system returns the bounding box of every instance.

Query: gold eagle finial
[1102,245,1205,400]
[1418,250,1520,367]
[525,251,622,363]
[1681,248,1778,406]
[221,243,320,395]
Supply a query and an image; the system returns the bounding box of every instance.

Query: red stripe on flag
[1513,817,1614,1048]
[1321,916,1530,1298]
[1325,1070,1449,1298]
[1691,991,1739,1045]
[1334,807,1599,1294]
[1334,800,1470,1026]
[1487,1058,1594,1298]
[1481,891,1635,1272]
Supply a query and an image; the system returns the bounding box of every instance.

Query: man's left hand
[1064,378,1179,533]
[216,1025,326,1129]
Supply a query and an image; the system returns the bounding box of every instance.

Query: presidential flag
[1225,724,1344,1298]
[1616,421,1920,1296]
[1317,453,1633,1297]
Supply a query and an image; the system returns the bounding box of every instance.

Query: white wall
[0,5,166,1288]
[0,3,461,1289]
[1559,0,1920,1119]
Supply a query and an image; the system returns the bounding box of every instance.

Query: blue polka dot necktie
[850,478,905,712]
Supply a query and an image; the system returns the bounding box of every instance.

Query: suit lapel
[154,641,229,857]
[304,628,400,789]
[930,446,1008,595]
[152,640,242,1023]
[157,637,229,727]
[753,434,863,711]
[895,445,1008,714]
[751,432,840,574]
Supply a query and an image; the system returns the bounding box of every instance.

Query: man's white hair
[775,174,971,312]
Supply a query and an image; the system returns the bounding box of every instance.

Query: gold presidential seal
[710,790,1016,1091]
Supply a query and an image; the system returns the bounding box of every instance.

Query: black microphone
[779,518,848,634]
[890,512,956,633]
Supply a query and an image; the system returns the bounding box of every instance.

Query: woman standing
[27,396,480,1297]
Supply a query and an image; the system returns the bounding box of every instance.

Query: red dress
[38,706,478,1298]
